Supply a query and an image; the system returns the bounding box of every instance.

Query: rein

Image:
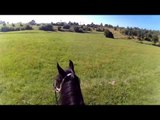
[54,73,72,105]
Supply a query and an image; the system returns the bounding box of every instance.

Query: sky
[0,15,160,30]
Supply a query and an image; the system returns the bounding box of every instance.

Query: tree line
[0,20,159,44]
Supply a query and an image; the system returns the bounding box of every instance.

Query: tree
[51,22,54,25]
[3,23,6,26]
[20,23,23,27]
[0,20,5,24]
[12,23,15,27]
[29,20,36,25]
[68,21,72,25]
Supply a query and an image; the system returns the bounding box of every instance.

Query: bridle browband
[54,73,72,105]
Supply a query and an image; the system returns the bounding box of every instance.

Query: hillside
[0,21,160,43]
[1,30,160,104]
[108,28,128,39]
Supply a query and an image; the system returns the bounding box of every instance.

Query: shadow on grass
[136,41,160,48]
[0,30,43,34]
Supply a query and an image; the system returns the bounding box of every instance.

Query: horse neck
[59,80,84,105]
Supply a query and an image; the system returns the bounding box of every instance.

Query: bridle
[54,73,72,105]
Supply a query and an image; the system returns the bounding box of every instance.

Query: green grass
[1,30,160,105]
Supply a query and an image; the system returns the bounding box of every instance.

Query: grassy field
[1,30,160,105]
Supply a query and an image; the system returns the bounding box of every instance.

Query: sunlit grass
[0,30,160,105]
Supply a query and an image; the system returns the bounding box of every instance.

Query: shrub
[144,37,151,41]
[74,26,85,33]
[24,25,33,30]
[63,24,70,29]
[9,27,15,31]
[21,28,25,30]
[58,26,63,31]
[69,27,75,32]
[39,24,54,31]
[87,27,93,31]
[15,28,20,31]
[138,37,143,43]
[104,29,114,38]
[1,26,10,32]
[127,36,132,39]
[152,34,159,45]
[96,27,104,32]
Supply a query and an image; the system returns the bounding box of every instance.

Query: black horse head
[54,60,85,105]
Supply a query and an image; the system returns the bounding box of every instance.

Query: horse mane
[59,71,84,105]
[54,62,85,105]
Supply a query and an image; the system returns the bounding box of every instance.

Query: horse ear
[57,62,66,77]
[69,60,74,73]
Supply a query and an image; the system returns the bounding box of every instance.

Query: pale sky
[0,15,100,25]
